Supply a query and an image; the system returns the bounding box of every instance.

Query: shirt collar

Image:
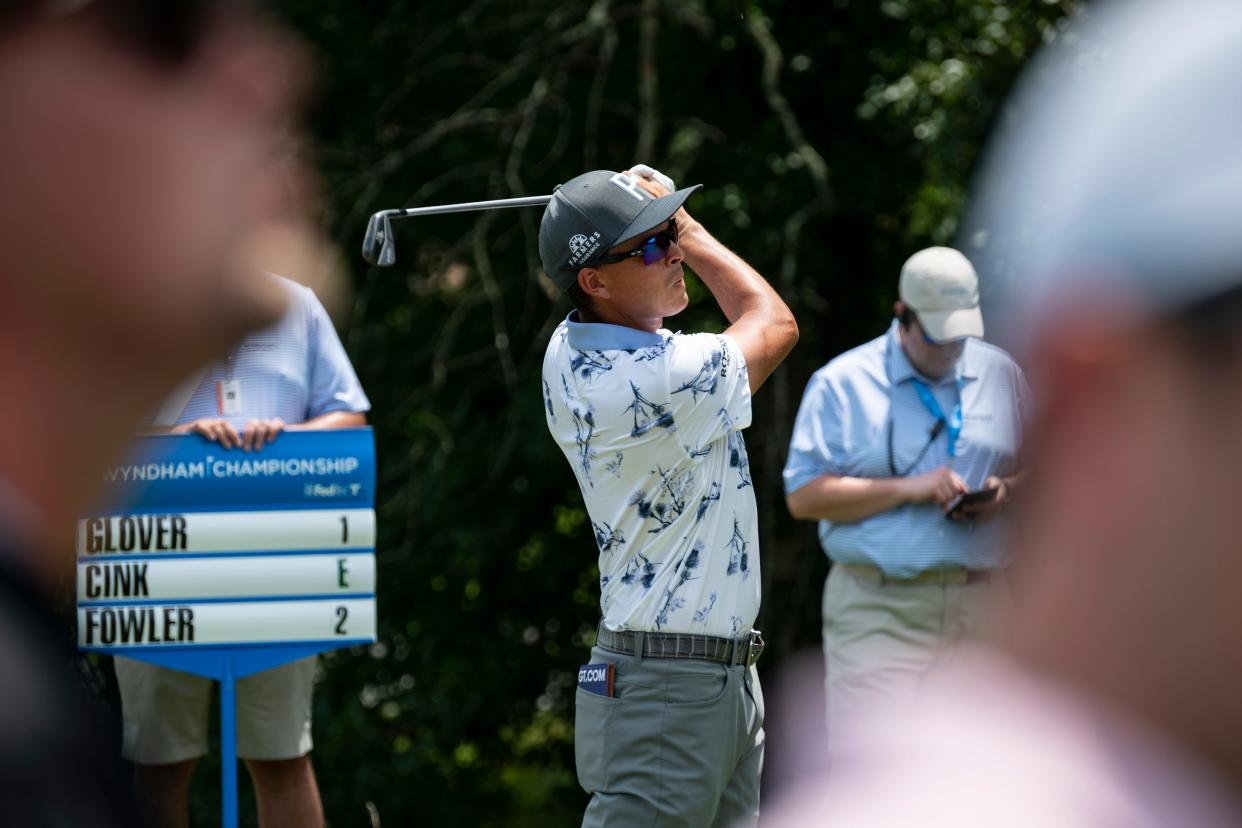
[564,311,666,351]
[886,318,979,386]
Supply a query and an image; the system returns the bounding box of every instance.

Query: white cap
[964,0,1242,355]
[898,247,984,342]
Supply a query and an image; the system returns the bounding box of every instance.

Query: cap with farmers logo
[899,246,985,342]
[539,170,701,287]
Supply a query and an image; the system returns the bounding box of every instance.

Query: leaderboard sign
[76,428,377,661]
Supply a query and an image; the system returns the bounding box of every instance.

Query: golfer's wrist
[676,217,709,249]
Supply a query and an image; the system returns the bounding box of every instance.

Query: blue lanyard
[910,376,963,458]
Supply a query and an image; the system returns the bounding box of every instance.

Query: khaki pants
[822,564,1009,746]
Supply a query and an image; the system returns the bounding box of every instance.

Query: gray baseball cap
[539,170,701,288]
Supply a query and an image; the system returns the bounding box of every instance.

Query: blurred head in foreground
[768,0,1242,823]
[974,0,1242,784]
[0,0,310,570]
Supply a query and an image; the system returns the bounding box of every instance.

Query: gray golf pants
[574,644,765,827]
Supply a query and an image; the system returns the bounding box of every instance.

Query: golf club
[361,195,553,266]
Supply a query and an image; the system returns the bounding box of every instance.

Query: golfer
[539,166,797,826]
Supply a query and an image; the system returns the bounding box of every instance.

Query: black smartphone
[945,486,1000,519]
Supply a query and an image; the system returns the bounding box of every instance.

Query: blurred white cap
[899,246,984,342]
[964,0,1242,354]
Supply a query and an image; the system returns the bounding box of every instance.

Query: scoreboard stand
[123,644,363,828]
[77,429,378,828]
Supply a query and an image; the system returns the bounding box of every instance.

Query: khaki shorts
[114,655,316,764]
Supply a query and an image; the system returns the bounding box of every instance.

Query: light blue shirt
[783,320,1027,577]
[177,276,370,427]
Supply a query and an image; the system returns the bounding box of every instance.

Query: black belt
[596,625,765,667]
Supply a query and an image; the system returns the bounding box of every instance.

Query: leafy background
[144,0,1080,824]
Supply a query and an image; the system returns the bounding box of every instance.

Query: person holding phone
[783,247,1027,743]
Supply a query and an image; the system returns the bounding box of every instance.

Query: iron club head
[361,212,396,267]
[360,195,553,267]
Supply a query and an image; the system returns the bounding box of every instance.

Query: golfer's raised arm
[677,217,798,393]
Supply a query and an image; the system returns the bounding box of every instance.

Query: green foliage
[190,0,1077,823]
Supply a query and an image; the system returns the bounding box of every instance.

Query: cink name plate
[77,554,375,602]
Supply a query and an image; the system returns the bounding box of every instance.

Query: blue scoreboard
[75,428,378,828]
[77,428,376,665]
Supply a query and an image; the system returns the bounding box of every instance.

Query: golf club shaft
[382,195,552,220]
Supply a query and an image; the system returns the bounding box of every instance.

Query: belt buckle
[745,630,764,667]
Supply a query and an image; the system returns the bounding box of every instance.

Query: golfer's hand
[903,466,968,509]
[625,166,672,198]
[949,475,1009,524]
[625,165,699,232]
[628,164,676,192]
[242,417,285,452]
[173,418,242,449]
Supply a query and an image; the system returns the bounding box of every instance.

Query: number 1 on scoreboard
[340,515,348,544]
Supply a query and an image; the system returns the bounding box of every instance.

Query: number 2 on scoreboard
[335,605,348,635]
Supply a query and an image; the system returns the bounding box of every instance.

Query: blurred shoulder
[268,274,321,310]
[812,332,889,391]
[967,338,1025,380]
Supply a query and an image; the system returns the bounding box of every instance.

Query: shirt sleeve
[663,332,751,452]
[304,288,371,418]
[783,372,846,495]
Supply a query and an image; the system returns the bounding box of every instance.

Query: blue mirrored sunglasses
[579,220,678,269]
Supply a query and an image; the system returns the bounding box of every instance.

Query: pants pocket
[574,687,617,793]
[665,665,731,707]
